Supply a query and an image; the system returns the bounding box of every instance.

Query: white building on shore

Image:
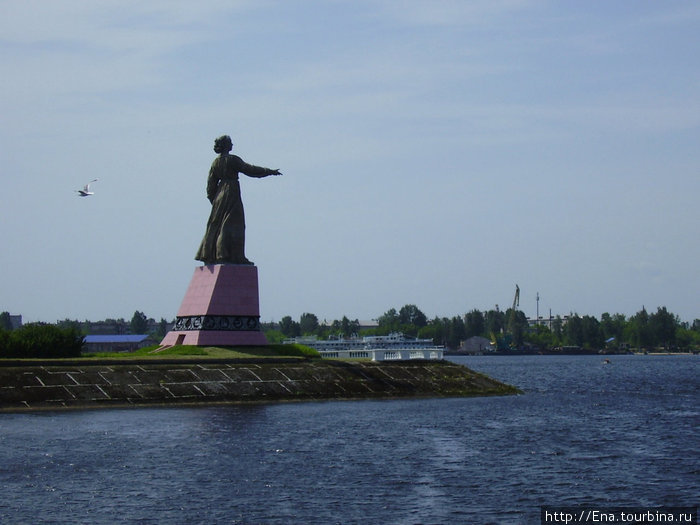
[285,332,444,361]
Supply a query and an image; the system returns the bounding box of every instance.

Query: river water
[0,355,697,524]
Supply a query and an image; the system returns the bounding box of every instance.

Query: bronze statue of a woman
[195,135,281,265]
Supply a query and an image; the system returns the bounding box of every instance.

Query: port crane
[506,284,520,336]
[494,285,521,351]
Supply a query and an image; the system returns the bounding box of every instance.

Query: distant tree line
[265,305,700,352]
[0,322,83,358]
[0,310,171,359]
[3,305,698,356]
[54,311,169,338]
[262,313,361,344]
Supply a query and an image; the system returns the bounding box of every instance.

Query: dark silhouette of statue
[195,135,281,265]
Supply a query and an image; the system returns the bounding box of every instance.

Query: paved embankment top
[0,359,519,411]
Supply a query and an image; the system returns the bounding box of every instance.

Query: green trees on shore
[0,310,169,359]
[2,305,697,354]
[0,323,83,358]
[54,312,169,338]
[269,305,700,352]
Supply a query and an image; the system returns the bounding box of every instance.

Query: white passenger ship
[284,332,444,361]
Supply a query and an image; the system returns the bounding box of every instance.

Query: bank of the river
[0,358,519,411]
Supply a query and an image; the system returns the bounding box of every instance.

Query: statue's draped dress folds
[195,136,279,265]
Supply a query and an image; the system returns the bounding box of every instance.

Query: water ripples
[0,355,697,524]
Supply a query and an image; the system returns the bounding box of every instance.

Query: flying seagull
[76,179,98,197]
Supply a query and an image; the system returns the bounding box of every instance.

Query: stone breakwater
[0,358,519,411]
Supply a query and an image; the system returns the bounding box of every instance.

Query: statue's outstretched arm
[239,160,282,178]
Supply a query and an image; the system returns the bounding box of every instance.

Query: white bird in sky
[76,179,98,197]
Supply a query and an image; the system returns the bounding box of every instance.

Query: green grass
[82,343,319,360]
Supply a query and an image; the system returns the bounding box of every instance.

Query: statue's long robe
[195,154,273,265]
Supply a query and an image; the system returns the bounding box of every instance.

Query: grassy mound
[83,343,319,360]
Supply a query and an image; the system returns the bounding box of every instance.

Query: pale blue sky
[1,1,698,324]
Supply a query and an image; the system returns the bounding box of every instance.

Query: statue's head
[213,135,233,154]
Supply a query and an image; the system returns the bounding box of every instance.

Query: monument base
[160,264,268,347]
[160,329,268,347]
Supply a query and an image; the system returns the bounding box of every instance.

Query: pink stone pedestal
[160,264,268,346]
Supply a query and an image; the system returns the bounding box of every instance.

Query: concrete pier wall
[0,358,519,411]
